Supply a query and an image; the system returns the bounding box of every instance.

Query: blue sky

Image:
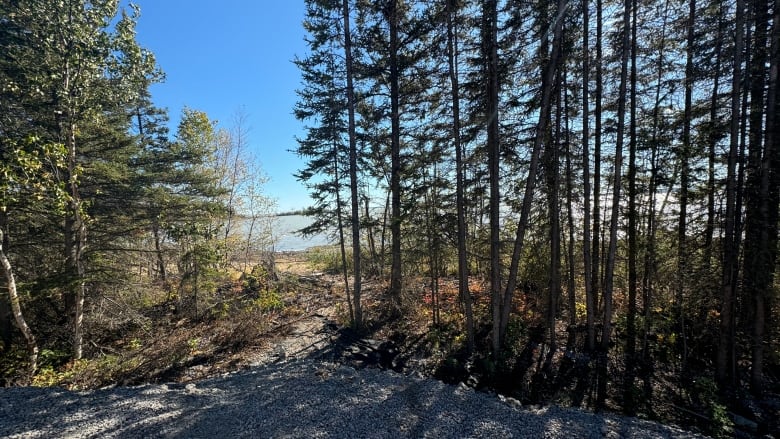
[126,1,310,213]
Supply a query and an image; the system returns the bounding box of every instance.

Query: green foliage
[305,245,346,274]
[0,137,68,211]
[253,289,284,313]
[691,377,734,438]
[187,337,201,354]
[242,264,270,292]
[503,316,528,357]
[242,264,284,312]
[38,349,71,369]
[32,359,88,388]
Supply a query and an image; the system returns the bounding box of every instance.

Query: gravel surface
[0,360,708,438]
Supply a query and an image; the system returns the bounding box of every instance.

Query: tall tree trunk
[484,0,503,357]
[754,0,780,396]
[743,0,770,394]
[60,38,86,360]
[386,0,403,311]
[342,0,362,330]
[748,0,779,393]
[705,4,725,260]
[642,126,659,408]
[762,0,780,395]
[624,0,638,414]
[64,120,86,361]
[716,0,744,386]
[447,0,475,354]
[677,0,696,378]
[597,0,630,407]
[582,0,595,355]
[564,70,577,330]
[427,165,442,326]
[334,140,354,324]
[328,52,354,323]
[591,0,604,349]
[546,66,562,354]
[500,0,567,351]
[642,0,670,405]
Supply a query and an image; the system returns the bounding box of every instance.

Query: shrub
[253,289,284,312]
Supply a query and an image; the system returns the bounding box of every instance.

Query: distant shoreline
[275,207,316,217]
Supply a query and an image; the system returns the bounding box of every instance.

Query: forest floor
[8,248,780,438]
[37,249,444,389]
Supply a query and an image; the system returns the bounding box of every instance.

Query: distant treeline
[276,207,316,217]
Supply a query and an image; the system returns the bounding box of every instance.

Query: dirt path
[248,296,341,365]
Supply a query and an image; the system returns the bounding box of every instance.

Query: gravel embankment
[0,360,708,438]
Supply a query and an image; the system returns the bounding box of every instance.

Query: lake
[268,215,333,252]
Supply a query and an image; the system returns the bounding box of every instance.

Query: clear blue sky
[126,1,310,213]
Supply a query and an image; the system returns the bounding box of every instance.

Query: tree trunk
[564,70,577,330]
[743,0,770,394]
[0,229,38,378]
[716,0,744,386]
[749,0,778,394]
[546,65,562,354]
[591,0,604,352]
[624,0,638,414]
[597,0,630,407]
[674,0,696,382]
[447,0,475,354]
[483,0,503,357]
[705,4,725,259]
[364,197,379,277]
[152,218,167,282]
[334,138,354,324]
[760,0,780,395]
[500,0,567,351]
[387,0,403,311]
[581,0,595,355]
[342,0,362,330]
[641,0,672,401]
[64,120,86,361]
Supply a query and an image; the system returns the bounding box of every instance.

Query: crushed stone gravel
[0,359,709,438]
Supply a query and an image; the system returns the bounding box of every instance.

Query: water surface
[270,215,332,252]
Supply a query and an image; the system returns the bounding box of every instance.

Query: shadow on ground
[0,358,704,439]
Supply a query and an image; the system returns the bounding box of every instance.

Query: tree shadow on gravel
[0,360,704,439]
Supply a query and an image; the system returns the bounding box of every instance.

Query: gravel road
[0,359,707,438]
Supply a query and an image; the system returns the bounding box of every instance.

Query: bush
[305,246,345,274]
[253,289,284,312]
[692,377,734,438]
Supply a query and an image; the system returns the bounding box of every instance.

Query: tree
[383,0,404,311]
[598,0,630,407]
[0,0,158,360]
[500,0,568,352]
[166,109,227,317]
[295,0,363,328]
[676,0,696,375]
[624,0,639,413]
[581,0,596,355]
[715,0,743,380]
[483,0,502,356]
[445,0,475,353]
[343,0,364,329]
[0,138,66,378]
[742,0,777,394]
